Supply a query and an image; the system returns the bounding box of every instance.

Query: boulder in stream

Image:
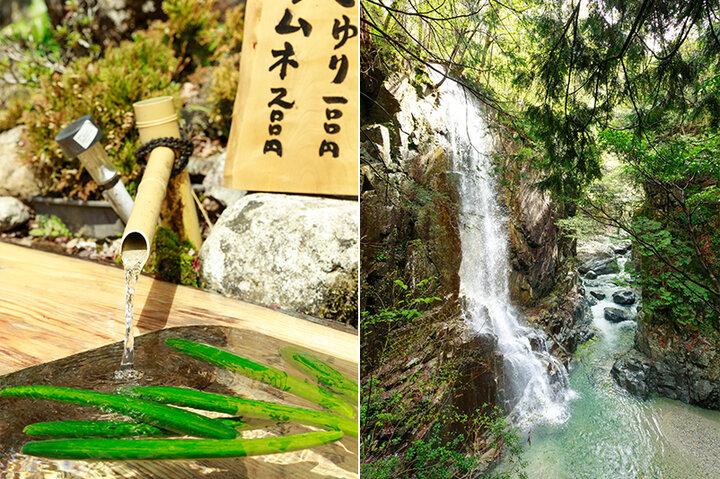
[604,307,633,323]
[199,193,358,324]
[590,291,606,300]
[611,353,650,400]
[584,270,598,279]
[612,291,636,306]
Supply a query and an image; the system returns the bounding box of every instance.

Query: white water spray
[431,68,572,428]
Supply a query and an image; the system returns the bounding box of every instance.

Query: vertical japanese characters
[265,1,357,159]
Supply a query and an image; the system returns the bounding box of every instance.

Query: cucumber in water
[165,338,355,418]
[0,385,237,439]
[279,346,358,403]
[120,386,358,437]
[21,430,344,460]
[24,421,166,438]
[23,419,248,438]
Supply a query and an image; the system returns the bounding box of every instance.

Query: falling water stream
[117,249,144,378]
[431,68,572,429]
[431,69,720,477]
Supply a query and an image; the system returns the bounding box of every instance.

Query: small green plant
[149,226,201,287]
[362,277,441,334]
[28,214,71,238]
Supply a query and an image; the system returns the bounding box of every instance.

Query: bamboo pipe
[120,97,202,269]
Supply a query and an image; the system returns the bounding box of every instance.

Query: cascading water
[430,68,572,428]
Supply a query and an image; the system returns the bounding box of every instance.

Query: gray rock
[613,241,632,254]
[201,151,246,208]
[590,291,606,300]
[199,193,358,323]
[0,127,42,199]
[587,295,598,306]
[584,270,598,279]
[604,307,633,323]
[612,290,636,305]
[579,257,620,275]
[611,355,650,399]
[0,196,30,232]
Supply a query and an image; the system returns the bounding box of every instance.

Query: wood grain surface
[0,242,358,376]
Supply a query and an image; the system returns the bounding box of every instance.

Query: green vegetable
[165,338,355,418]
[119,386,358,438]
[23,421,166,438]
[279,346,358,403]
[0,385,237,439]
[21,430,344,460]
[23,419,249,438]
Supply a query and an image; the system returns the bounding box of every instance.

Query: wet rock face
[524,269,593,364]
[360,73,461,311]
[611,352,650,400]
[199,193,358,324]
[502,156,572,306]
[579,257,620,275]
[612,317,720,409]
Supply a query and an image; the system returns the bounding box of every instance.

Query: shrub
[21,32,180,199]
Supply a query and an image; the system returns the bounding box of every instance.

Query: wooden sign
[224,0,359,196]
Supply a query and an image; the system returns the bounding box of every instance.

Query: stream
[429,69,720,478]
[504,250,720,478]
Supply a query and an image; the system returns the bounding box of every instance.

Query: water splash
[430,67,571,429]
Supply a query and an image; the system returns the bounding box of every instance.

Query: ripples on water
[503,253,720,478]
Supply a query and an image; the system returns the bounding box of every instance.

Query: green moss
[319,267,359,327]
[21,31,180,199]
[149,226,201,287]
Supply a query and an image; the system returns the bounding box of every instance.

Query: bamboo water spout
[120,96,202,270]
[118,96,202,371]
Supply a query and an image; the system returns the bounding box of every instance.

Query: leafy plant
[148,226,201,287]
[28,214,71,238]
[21,31,180,199]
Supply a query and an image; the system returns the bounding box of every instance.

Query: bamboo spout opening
[120,96,201,271]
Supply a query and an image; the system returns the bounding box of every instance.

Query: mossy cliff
[360,56,588,472]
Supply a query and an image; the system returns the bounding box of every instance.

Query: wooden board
[0,242,358,375]
[224,0,359,196]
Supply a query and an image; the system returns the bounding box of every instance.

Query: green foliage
[208,52,241,137]
[362,374,526,479]
[28,214,71,238]
[148,226,201,287]
[361,277,441,337]
[162,0,221,74]
[21,31,180,199]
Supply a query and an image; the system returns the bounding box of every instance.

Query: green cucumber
[24,421,166,438]
[21,430,344,460]
[165,338,355,418]
[0,385,237,439]
[279,346,358,403]
[120,386,358,438]
[23,419,248,438]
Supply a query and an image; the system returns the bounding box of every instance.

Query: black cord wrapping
[133,133,193,178]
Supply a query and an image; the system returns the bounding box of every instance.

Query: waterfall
[430,69,572,429]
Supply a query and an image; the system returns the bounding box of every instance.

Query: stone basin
[0,325,358,478]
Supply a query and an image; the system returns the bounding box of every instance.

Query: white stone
[0,196,31,232]
[0,126,42,199]
[199,193,358,320]
[201,150,246,207]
